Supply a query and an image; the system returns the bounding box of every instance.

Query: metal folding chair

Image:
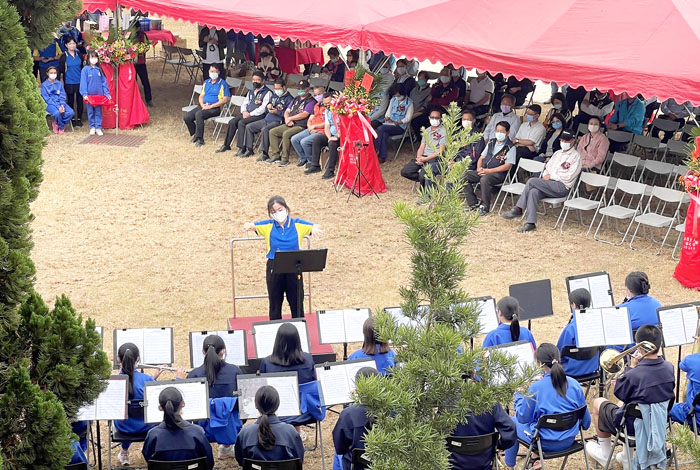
[592,178,648,245]
[650,117,681,142]
[628,186,686,255]
[328,80,345,92]
[636,160,675,187]
[630,134,662,160]
[161,44,183,82]
[391,125,416,161]
[180,84,203,131]
[671,221,686,260]
[213,95,246,142]
[606,130,634,153]
[520,406,590,470]
[178,48,201,85]
[242,459,302,470]
[555,171,610,233]
[605,152,641,180]
[576,122,590,138]
[663,139,690,163]
[560,346,601,398]
[447,432,499,470]
[147,457,208,470]
[494,158,546,215]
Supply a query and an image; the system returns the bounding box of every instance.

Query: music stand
[348,141,380,201]
[272,249,328,317]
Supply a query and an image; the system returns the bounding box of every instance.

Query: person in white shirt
[401,109,446,190]
[652,98,692,142]
[502,130,581,232]
[483,94,520,141]
[198,26,226,80]
[513,104,546,161]
[464,71,495,116]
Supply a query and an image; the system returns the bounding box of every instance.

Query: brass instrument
[600,341,657,379]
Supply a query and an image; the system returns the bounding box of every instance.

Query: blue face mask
[526,114,536,122]
[552,121,562,130]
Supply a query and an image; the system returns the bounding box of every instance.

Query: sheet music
[343,309,370,343]
[485,342,535,385]
[189,330,247,368]
[76,377,128,421]
[142,328,173,364]
[659,308,687,347]
[475,299,499,334]
[574,309,606,348]
[316,359,375,406]
[683,306,699,343]
[95,326,104,339]
[144,380,209,424]
[588,274,614,308]
[385,307,421,328]
[317,310,347,344]
[253,321,310,358]
[237,373,300,419]
[115,329,145,365]
[602,307,632,346]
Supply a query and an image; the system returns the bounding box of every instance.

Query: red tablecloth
[254,44,324,74]
[144,29,176,46]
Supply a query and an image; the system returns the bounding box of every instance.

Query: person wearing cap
[501,129,581,232]
[267,80,317,166]
[513,104,546,161]
[41,65,74,134]
[216,70,271,156]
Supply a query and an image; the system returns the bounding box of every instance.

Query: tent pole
[114,1,120,135]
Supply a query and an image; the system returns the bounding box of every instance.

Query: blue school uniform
[482,323,536,350]
[450,405,516,470]
[259,352,316,384]
[618,295,662,331]
[234,416,305,465]
[671,353,700,426]
[556,317,599,378]
[188,362,242,399]
[69,440,88,464]
[41,79,74,129]
[348,348,396,376]
[142,421,214,470]
[504,374,590,467]
[79,65,110,129]
[254,218,314,260]
[332,404,371,470]
[188,363,243,444]
[114,370,156,447]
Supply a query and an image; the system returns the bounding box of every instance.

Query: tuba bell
[600,340,657,376]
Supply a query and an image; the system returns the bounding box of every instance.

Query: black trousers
[311,138,340,172]
[223,114,265,149]
[184,106,221,140]
[64,83,84,120]
[462,170,507,210]
[134,63,152,104]
[266,258,303,320]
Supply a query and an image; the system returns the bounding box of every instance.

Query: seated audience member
[447,64,467,104]
[322,47,346,83]
[544,92,571,127]
[618,271,662,333]
[41,66,74,134]
[332,367,381,470]
[266,80,316,166]
[483,94,521,141]
[577,116,609,172]
[501,130,581,232]
[368,66,397,126]
[670,352,700,429]
[409,71,432,116]
[401,109,446,189]
[254,80,294,162]
[142,387,215,470]
[411,67,458,137]
[454,110,486,171]
[576,88,614,129]
[291,89,331,167]
[513,104,546,161]
[348,318,396,375]
[556,288,600,378]
[184,64,230,147]
[536,112,565,161]
[374,84,414,162]
[586,326,674,468]
[608,92,645,138]
[503,344,590,470]
[234,386,305,465]
[492,76,533,112]
[306,103,340,178]
[216,70,271,155]
[256,43,282,81]
[345,49,360,70]
[483,296,536,350]
[464,70,495,117]
[462,121,515,216]
[450,403,516,470]
[652,98,691,142]
[392,58,416,94]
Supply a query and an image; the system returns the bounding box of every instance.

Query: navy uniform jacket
[188,362,242,399]
[142,421,214,470]
[260,352,316,384]
[234,416,304,465]
[332,404,371,470]
[450,405,516,470]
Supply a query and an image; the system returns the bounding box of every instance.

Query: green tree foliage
[670,425,700,470]
[8,0,81,50]
[356,103,538,470]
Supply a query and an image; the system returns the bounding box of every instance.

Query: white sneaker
[89,128,96,135]
[118,449,129,466]
[585,441,611,467]
[218,444,234,460]
[616,450,632,470]
[96,129,104,136]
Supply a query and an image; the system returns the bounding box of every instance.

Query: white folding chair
[636,160,675,187]
[309,77,329,89]
[663,139,689,163]
[629,186,686,254]
[178,47,201,85]
[226,77,243,94]
[161,44,183,82]
[555,171,610,234]
[605,152,641,180]
[576,122,590,138]
[672,221,686,260]
[287,74,305,85]
[494,158,546,215]
[180,84,203,131]
[213,95,246,142]
[631,134,662,160]
[592,179,648,245]
[328,81,345,92]
[391,125,415,161]
[650,117,681,142]
[606,130,634,153]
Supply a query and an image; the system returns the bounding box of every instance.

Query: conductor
[244,196,323,320]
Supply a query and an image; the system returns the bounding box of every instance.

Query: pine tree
[356,103,539,470]
[8,0,82,50]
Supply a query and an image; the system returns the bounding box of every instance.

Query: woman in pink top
[576,116,610,172]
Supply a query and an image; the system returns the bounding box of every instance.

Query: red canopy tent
[81,0,700,103]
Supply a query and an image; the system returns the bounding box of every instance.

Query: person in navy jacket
[142,387,214,469]
[41,65,74,133]
[235,385,304,465]
[79,50,110,135]
[557,288,600,378]
[449,404,516,470]
[348,317,396,375]
[503,343,590,469]
[482,296,536,350]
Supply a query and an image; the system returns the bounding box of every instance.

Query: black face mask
[260,51,270,58]
[253,81,263,89]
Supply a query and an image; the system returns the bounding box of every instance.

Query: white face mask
[462,120,473,130]
[451,70,460,78]
[429,118,441,127]
[48,73,57,80]
[588,124,600,133]
[272,210,288,223]
[209,72,219,81]
[90,57,98,65]
[396,66,406,75]
[439,75,450,84]
[494,131,506,142]
[561,142,572,151]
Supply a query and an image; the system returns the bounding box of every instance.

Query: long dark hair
[361,317,390,355]
[568,288,591,310]
[267,195,290,217]
[202,334,226,386]
[536,343,568,397]
[270,323,305,366]
[159,386,186,430]
[625,271,651,296]
[255,385,280,450]
[497,296,521,342]
[118,342,139,395]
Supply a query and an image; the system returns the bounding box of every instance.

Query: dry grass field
[30,19,698,469]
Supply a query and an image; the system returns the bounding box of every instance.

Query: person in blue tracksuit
[234,385,305,465]
[670,353,700,428]
[613,271,662,351]
[348,317,396,375]
[557,288,600,378]
[482,296,536,350]
[79,50,111,135]
[114,342,163,466]
[142,387,214,469]
[41,66,74,133]
[503,343,590,470]
[449,404,516,470]
[332,367,380,470]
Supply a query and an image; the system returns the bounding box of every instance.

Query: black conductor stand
[348,141,380,201]
[272,249,328,317]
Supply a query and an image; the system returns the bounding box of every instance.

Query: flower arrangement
[87,25,150,66]
[679,135,700,193]
[329,66,381,116]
